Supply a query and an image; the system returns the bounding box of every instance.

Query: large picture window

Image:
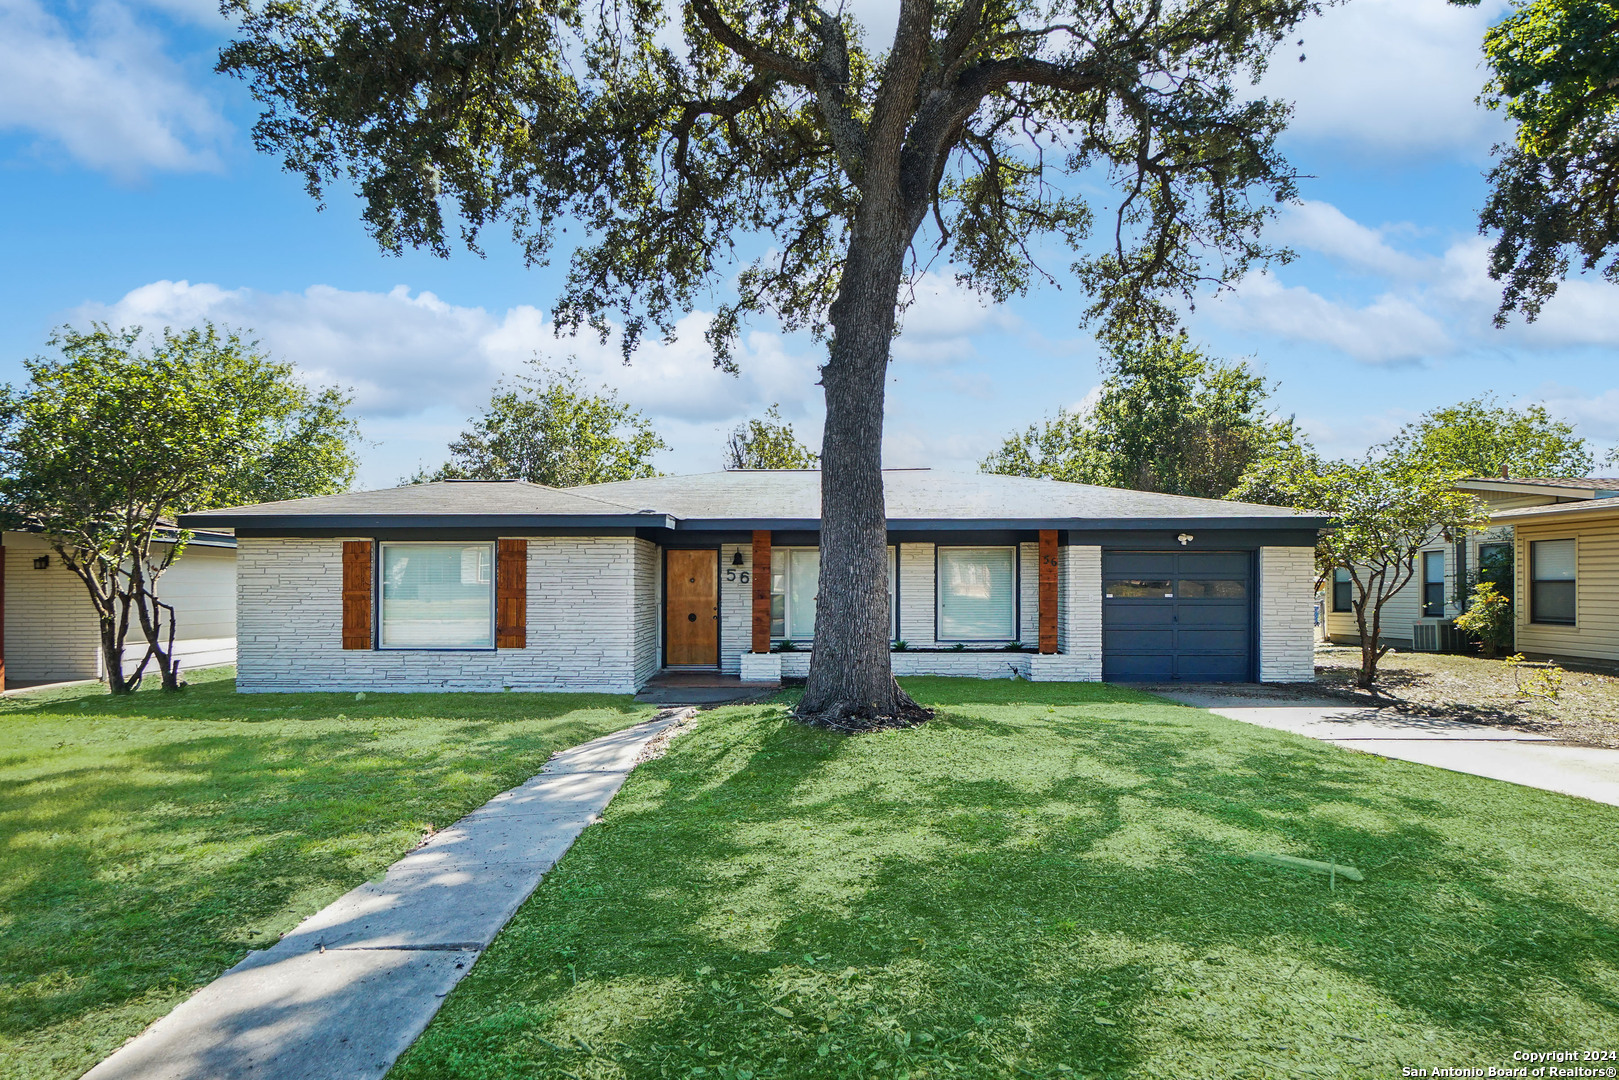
[770,547,897,643]
[379,542,495,649]
[937,546,1016,641]
[1422,550,1445,618]
[1530,539,1576,626]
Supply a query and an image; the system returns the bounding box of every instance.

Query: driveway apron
[1155,689,1619,809]
[82,709,692,1080]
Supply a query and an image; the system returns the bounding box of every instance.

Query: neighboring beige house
[1488,498,1619,666]
[1320,476,1619,658]
[1,530,237,688]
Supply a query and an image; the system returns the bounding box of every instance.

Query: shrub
[1455,581,1513,658]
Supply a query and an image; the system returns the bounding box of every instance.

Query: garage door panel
[1178,629,1248,652]
[1103,553,1177,575]
[1176,553,1249,575]
[1177,654,1250,679]
[1104,628,1176,652]
[1177,606,1248,629]
[1104,653,1176,680]
[1103,605,1176,628]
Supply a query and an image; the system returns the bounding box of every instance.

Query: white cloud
[1533,385,1619,443]
[76,279,828,482]
[1209,271,1452,364]
[1256,0,1510,159]
[891,272,1018,364]
[1270,200,1428,278]
[0,0,228,175]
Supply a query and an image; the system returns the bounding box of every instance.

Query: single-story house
[2,529,238,689]
[179,470,1327,693]
[1320,476,1619,656]
[1485,497,1619,667]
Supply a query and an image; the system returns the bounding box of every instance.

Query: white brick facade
[633,539,659,686]
[1258,546,1317,682]
[235,537,645,693]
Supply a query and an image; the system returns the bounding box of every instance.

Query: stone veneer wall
[1258,546,1318,682]
[236,536,645,693]
[633,538,660,686]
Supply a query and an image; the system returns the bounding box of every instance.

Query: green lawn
[392,678,1619,1080]
[0,667,652,1080]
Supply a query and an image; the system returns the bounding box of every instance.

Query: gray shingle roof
[179,470,1327,531]
[181,480,660,529]
[579,469,1320,525]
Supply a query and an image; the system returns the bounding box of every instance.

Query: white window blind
[938,547,1016,640]
[769,546,898,643]
[1533,539,1576,581]
[379,542,495,648]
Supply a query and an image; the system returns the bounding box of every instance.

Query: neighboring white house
[1320,476,1619,657]
[179,470,1330,693]
[1,530,238,688]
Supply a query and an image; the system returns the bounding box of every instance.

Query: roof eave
[175,512,677,531]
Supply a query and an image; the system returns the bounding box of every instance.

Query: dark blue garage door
[1102,551,1252,682]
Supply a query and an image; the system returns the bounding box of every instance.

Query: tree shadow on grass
[0,680,649,1080]
[391,685,1619,1080]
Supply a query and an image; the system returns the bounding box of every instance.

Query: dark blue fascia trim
[674,516,1329,532]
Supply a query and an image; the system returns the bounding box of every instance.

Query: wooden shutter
[341,541,372,650]
[751,531,772,654]
[1038,529,1059,655]
[496,538,528,649]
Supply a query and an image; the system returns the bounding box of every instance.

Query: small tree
[724,405,819,470]
[1377,396,1592,479]
[416,362,667,486]
[1454,581,1514,659]
[0,324,359,692]
[1266,459,1487,688]
[983,332,1307,499]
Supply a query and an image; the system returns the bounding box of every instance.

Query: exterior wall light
[33,555,50,569]
[1177,533,1194,546]
[732,550,744,566]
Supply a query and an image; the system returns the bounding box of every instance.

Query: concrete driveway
[1152,688,1619,809]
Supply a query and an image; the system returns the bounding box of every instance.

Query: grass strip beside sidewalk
[0,667,652,1080]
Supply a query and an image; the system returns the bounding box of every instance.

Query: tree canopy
[1450,0,1619,323]
[416,362,666,486]
[220,0,1332,725]
[982,333,1307,499]
[1377,395,1593,479]
[724,404,820,470]
[0,323,358,691]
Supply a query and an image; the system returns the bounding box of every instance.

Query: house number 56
[724,569,750,583]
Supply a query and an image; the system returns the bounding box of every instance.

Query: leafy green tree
[1378,395,1592,479]
[1254,455,1487,688]
[1450,0,1619,323]
[724,404,819,470]
[0,324,358,693]
[983,333,1308,499]
[417,363,666,486]
[221,0,1326,727]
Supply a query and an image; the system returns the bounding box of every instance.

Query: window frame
[1421,550,1446,619]
[934,544,1020,644]
[1331,567,1353,613]
[1529,538,1577,627]
[376,540,498,651]
[770,545,898,644]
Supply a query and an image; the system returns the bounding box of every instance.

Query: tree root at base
[792,696,934,734]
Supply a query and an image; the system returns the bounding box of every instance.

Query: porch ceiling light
[1177,533,1194,546]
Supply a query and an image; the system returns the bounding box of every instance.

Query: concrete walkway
[1157,689,1619,809]
[84,709,691,1080]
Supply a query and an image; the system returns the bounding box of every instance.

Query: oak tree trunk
[797,208,930,731]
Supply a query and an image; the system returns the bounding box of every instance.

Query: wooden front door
[665,549,719,667]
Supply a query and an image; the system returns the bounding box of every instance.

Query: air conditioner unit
[1412,620,1459,653]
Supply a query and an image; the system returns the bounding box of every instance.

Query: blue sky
[2,0,1616,490]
